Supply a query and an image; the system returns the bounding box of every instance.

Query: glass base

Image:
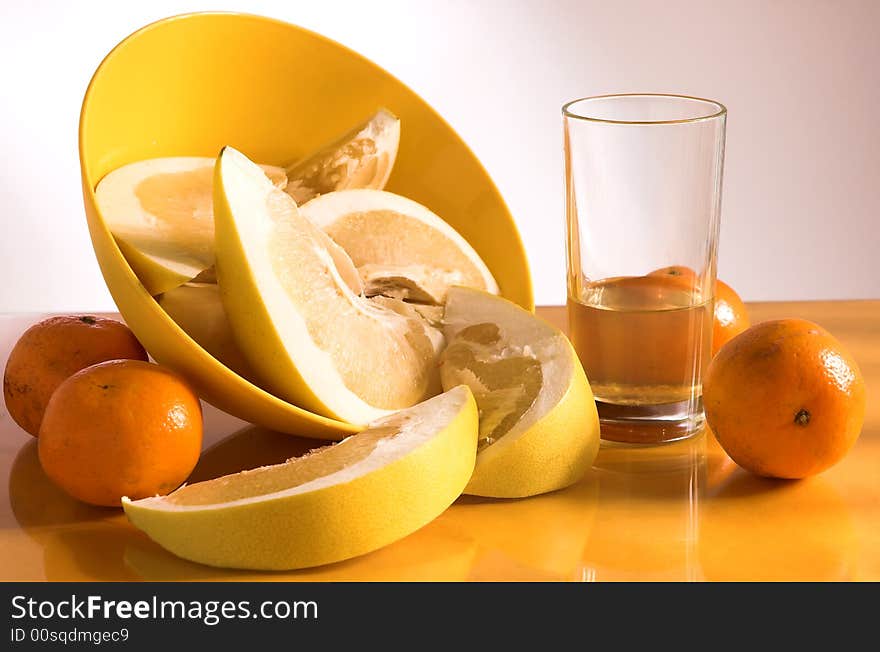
[597,397,704,445]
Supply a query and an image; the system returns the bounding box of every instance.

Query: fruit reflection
[43,524,144,581]
[9,439,148,579]
[124,522,477,582]
[9,440,115,536]
[438,472,599,580]
[9,426,316,579]
[699,470,855,581]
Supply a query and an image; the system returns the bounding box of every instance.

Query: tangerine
[712,279,749,355]
[38,359,202,506]
[647,265,697,281]
[3,315,147,436]
[647,267,749,355]
[704,319,865,479]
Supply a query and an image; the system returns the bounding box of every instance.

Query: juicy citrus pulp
[300,189,498,304]
[123,385,478,570]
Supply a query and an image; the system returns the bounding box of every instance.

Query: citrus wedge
[123,385,478,570]
[95,157,287,295]
[157,283,259,382]
[439,287,600,498]
[158,286,438,387]
[300,189,499,304]
[213,147,443,425]
[284,108,400,204]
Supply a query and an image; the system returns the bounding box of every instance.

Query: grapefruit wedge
[213,147,443,425]
[123,386,478,570]
[95,157,286,294]
[440,287,600,497]
[284,108,400,204]
[301,189,498,304]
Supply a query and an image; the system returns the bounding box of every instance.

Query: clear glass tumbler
[564,94,727,444]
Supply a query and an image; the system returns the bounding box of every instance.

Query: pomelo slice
[284,108,400,204]
[439,287,600,497]
[157,283,258,381]
[300,189,499,304]
[123,385,478,570]
[213,147,443,425]
[95,157,286,295]
[157,286,437,386]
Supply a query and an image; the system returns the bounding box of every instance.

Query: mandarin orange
[3,315,147,436]
[704,319,865,479]
[38,359,202,506]
[647,265,697,281]
[647,267,749,356]
[712,279,749,355]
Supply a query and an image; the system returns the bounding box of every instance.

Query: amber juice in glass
[563,94,726,444]
[568,277,713,442]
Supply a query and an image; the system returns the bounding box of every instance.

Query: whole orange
[647,267,749,356]
[704,319,865,479]
[647,265,697,281]
[38,359,203,506]
[712,279,750,355]
[3,315,148,436]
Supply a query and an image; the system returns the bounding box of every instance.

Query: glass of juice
[563,94,727,444]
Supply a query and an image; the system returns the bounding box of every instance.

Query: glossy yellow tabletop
[1,301,877,581]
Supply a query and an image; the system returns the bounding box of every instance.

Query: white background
[1,0,877,311]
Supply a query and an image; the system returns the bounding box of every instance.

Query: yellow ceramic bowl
[79,12,532,439]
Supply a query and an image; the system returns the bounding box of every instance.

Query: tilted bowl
[79,12,532,439]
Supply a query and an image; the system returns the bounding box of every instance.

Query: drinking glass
[564,94,727,444]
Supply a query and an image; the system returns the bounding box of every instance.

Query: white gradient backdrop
[1,0,877,311]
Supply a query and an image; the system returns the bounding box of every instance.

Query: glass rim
[562,93,727,125]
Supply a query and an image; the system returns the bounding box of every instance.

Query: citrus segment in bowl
[122,385,478,570]
[95,156,287,295]
[283,108,400,204]
[213,147,444,425]
[158,285,439,386]
[157,283,259,382]
[439,287,600,498]
[300,189,499,304]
